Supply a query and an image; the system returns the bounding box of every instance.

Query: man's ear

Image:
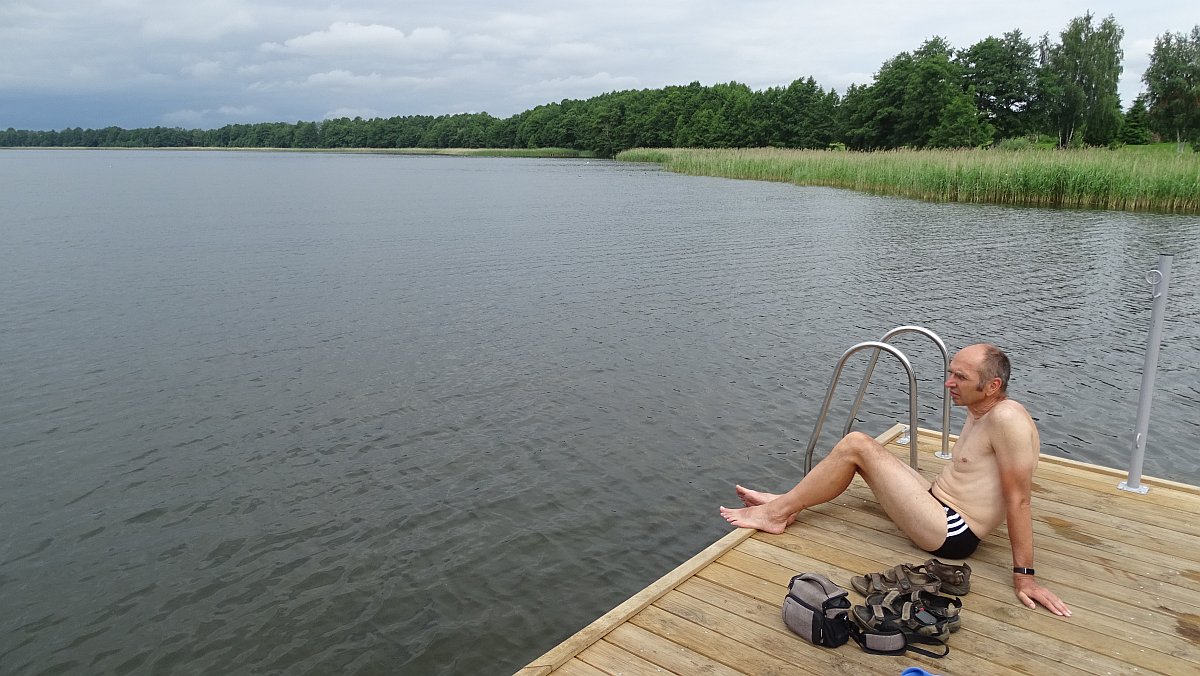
[985,377,1003,395]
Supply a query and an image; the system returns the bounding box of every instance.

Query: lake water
[1,149,1197,675]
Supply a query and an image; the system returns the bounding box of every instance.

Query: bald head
[963,343,1010,393]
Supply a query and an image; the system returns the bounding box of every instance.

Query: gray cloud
[260,23,453,58]
[0,1,1193,130]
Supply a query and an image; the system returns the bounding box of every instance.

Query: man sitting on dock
[719,343,1071,616]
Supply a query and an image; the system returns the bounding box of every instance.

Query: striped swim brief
[927,489,981,559]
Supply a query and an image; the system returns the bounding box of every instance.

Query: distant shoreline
[0,146,598,159]
[8,144,1195,213]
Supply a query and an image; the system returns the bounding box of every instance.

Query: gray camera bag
[781,573,851,647]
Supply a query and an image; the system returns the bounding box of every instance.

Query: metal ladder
[802,326,952,473]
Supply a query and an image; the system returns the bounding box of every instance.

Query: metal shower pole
[1119,254,1173,495]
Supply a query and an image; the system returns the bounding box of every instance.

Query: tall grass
[616,147,1200,213]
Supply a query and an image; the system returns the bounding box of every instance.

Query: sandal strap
[871,572,887,589]
[922,558,972,593]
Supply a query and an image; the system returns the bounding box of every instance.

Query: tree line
[4,14,1197,155]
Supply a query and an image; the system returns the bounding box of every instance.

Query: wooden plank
[673,576,782,624]
[1033,494,1200,557]
[629,605,811,676]
[954,608,1151,676]
[956,589,1199,675]
[551,659,609,676]
[1029,458,1199,508]
[1025,474,1200,535]
[577,638,680,676]
[696,561,786,605]
[604,623,741,676]
[518,527,754,673]
[875,422,910,445]
[958,511,1200,600]
[1035,453,1200,496]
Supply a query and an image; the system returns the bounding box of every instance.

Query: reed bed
[616,147,1200,213]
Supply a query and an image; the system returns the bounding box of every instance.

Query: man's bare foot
[736,484,780,507]
[719,504,790,534]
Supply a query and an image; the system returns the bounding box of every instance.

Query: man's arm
[992,407,1072,616]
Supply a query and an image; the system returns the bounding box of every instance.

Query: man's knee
[843,431,876,446]
[838,431,879,454]
[832,431,891,463]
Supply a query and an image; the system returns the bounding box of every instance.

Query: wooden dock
[516,424,1200,675]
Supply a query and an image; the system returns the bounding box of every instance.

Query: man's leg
[720,432,947,549]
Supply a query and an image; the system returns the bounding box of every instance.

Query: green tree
[929,89,995,147]
[838,83,876,149]
[293,121,319,148]
[1117,95,1154,145]
[656,81,753,149]
[957,30,1037,139]
[669,82,707,147]
[1036,13,1125,147]
[859,50,916,148]
[773,77,837,148]
[319,118,354,148]
[635,88,677,148]
[515,103,565,148]
[836,37,991,149]
[898,37,968,147]
[1143,26,1200,153]
[391,115,432,147]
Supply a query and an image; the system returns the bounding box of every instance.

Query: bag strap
[792,573,850,607]
[848,623,949,658]
[792,573,849,597]
[784,591,814,609]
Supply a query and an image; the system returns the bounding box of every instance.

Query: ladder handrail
[843,326,952,460]
[804,341,919,473]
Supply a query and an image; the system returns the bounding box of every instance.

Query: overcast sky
[1,1,1193,131]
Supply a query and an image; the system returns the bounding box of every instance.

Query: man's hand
[1014,575,1071,616]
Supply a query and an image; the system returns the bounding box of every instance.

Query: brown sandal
[867,589,962,633]
[850,564,941,596]
[916,559,971,595]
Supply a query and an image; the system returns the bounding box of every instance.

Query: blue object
[900,668,937,676]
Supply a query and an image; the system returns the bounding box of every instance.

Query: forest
[3,14,1198,156]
